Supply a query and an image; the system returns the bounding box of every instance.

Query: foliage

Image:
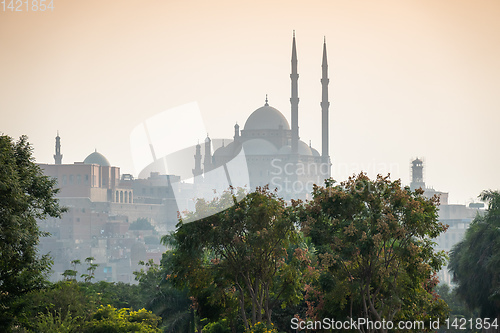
[449,190,500,319]
[298,173,449,332]
[135,258,195,333]
[130,218,155,231]
[12,280,96,331]
[81,257,99,283]
[13,278,155,331]
[165,187,308,331]
[435,283,479,333]
[201,318,231,333]
[245,321,278,333]
[31,309,81,333]
[0,135,66,330]
[82,305,161,333]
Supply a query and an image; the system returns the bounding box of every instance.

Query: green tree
[299,174,449,332]
[12,280,97,331]
[82,305,161,333]
[449,190,500,321]
[81,257,99,282]
[134,258,195,333]
[130,218,155,231]
[166,187,308,331]
[0,135,66,330]
[435,283,479,333]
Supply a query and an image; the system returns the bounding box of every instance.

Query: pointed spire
[291,31,298,65]
[54,131,62,164]
[234,122,240,140]
[265,94,269,106]
[322,36,328,67]
[321,36,331,177]
[290,31,299,154]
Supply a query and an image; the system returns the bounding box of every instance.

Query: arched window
[120,191,123,203]
[124,191,128,203]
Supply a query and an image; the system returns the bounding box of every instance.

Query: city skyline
[1,0,500,204]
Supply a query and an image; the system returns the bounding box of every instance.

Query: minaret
[204,135,213,172]
[290,31,300,154]
[54,131,62,164]
[321,37,331,176]
[192,142,203,179]
[410,158,425,191]
[234,123,240,141]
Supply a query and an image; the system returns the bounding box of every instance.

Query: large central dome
[243,104,290,131]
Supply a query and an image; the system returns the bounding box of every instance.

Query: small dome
[84,150,111,167]
[216,141,241,157]
[242,139,278,155]
[278,145,292,155]
[244,105,290,131]
[298,141,313,156]
[277,142,312,156]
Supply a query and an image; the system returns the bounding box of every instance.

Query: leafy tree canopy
[0,135,66,328]
[129,218,155,231]
[165,187,309,331]
[449,190,500,318]
[298,174,449,332]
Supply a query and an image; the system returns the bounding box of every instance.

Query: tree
[435,283,479,333]
[166,187,308,331]
[449,190,500,323]
[130,218,155,231]
[0,135,66,329]
[134,258,195,333]
[82,305,161,333]
[299,174,449,332]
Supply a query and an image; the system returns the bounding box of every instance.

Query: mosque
[193,33,332,200]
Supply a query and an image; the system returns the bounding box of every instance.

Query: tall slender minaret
[192,142,203,179]
[234,123,240,141]
[54,131,62,164]
[204,135,213,172]
[290,31,299,154]
[321,37,330,176]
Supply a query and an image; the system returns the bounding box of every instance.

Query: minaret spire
[321,37,331,177]
[290,31,299,154]
[54,131,62,164]
[204,134,213,172]
[193,142,203,181]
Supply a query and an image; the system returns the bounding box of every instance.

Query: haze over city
[1,0,499,204]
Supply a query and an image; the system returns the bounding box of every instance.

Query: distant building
[408,157,484,285]
[410,157,449,205]
[38,134,178,282]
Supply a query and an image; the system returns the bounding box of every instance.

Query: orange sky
[1,0,500,204]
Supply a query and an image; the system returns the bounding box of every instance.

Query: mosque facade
[194,34,332,200]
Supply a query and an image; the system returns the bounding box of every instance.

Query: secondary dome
[84,150,111,167]
[244,104,290,131]
[277,141,313,156]
[242,139,278,155]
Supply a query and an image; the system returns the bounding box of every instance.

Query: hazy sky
[1,0,499,204]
